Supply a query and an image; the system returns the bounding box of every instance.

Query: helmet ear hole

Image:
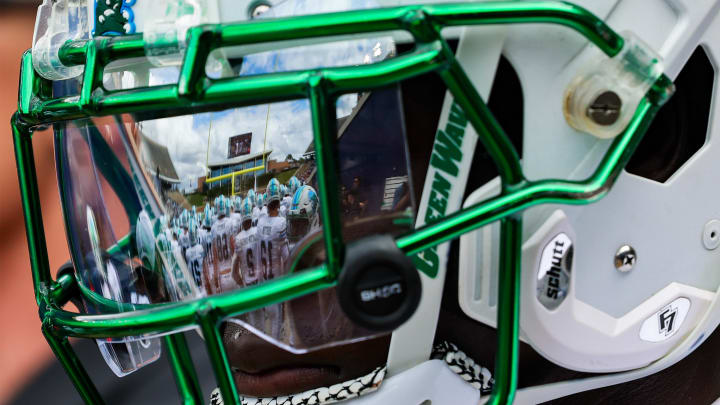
[625,46,713,183]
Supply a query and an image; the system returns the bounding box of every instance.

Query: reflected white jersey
[198,228,213,262]
[230,212,242,234]
[281,196,292,211]
[171,239,180,253]
[233,226,260,286]
[179,230,191,256]
[211,216,237,292]
[256,215,289,280]
[185,243,205,290]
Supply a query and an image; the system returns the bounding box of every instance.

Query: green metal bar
[178,26,217,99]
[18,50,52,116]
[308,80,344,277]
[43,325,105,404]
[324,42,444,95]
[45,265,332,338]
[49,272,78,308]
[56,2,622,70]
[26,2,626,127]
[396,98,660,255]
[12,114,52,305]
[59,34,146,67]
[10,4,676,405]
[79,40,101,110]
[197,307,238,405]
[487,217,523,405]
[438,41,524,187]
[28,44,442,126]
[426,1,623,55]
[165,333,204,405]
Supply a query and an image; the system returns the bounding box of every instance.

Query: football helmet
[246,189,257,206]
[17,0,720,404]
[266,178,282,203]
[288,176,302,195]
[203,203,214,229]
[240,197,254,223]
[216,195,231,218]
[233,195,243,212]
[288,185,320,245]
[188,218,199,246]
[179,209,190,229]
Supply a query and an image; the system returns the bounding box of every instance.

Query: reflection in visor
[54,0,415,378]
[57,89,415,357]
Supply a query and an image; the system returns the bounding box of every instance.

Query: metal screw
[250,2,271,19]
[614,245,636,273]
[587,91,622,126]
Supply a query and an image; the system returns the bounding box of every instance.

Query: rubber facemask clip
[338,235,421,332]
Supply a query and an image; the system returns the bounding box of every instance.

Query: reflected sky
[138,0,394,190]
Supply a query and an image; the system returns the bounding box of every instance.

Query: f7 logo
[658,306,679,336]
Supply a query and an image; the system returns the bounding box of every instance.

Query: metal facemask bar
[12,2,673,404]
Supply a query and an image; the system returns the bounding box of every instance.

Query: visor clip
[338,235,421,331]
[563,32,666,139]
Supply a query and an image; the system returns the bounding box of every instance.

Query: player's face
[223,323,389,397]
[242,219,252,231]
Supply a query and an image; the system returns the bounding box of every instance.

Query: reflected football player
[280,185,292,218]
[257,179,290,280]
[287,185,320,252]
[230,196,243,235]
[178,209,191,258]
[231,197,261,287]
[184,219,205,292]
[210,196,237,293]
[255,179,290,341]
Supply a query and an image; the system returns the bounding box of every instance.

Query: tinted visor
[54,17,415,378]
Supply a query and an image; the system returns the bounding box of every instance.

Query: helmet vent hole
[625,46,714,183]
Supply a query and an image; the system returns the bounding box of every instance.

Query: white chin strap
[209,341,493,405]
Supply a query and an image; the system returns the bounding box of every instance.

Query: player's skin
[268,200,280,217]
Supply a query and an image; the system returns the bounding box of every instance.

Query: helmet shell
[188,218,198,245]
[289,185,319,220]
[288,176,301,195]
[267,178,282,203]
[240,197,254,222]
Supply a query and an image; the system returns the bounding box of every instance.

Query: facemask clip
[564,32,670,139]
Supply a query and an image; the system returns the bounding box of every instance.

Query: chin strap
[209,341,493,404]
[430,341,494,395]
[210,366,385,405]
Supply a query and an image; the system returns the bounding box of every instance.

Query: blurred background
[0,3,235,404]
[0,0,71,403]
